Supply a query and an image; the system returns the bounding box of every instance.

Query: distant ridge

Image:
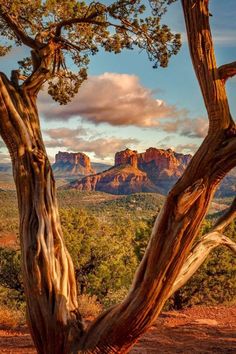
[64,147,236,196]
[65,147,192,195]
[0,152,235,197]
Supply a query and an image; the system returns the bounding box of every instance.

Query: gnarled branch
[0,7,41,50]
[218,61,236,82]
[21,42,57,95]
[55,10,103,37]
[171,197,236,295]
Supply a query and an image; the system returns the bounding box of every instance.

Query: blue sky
[1,1,236,164]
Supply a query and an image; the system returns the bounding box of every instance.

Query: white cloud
[174,143,199,154]
[159,117,208,138]
[44,127,139,160]
[39,73,183,127]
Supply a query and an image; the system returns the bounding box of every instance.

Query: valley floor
[0,306,235,353]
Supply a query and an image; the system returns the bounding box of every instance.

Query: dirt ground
[0,306,235,354]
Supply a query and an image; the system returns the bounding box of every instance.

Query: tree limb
[182,0,231,132]
[55,10,103,37]
[171,231,236,295]
[0,8,41,50]
[218,61,236,82]
[21,42,57,95]
[171,197,236,295]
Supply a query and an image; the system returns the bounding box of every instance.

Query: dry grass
[0,295,102,330]
[78,294,103,320]
[0,306,25,329]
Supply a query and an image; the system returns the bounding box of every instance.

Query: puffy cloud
[44,127,87,139]
[156,136,199,154]
[39,73,182,127]
[174,143,199,154]
[44,127,139,160]
[159,117,208,138]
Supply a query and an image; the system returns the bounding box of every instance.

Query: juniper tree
[0,1,235,353]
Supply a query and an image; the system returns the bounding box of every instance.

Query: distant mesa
[65,147,192,195]
[0,151,235,197]
[52,151,95,177]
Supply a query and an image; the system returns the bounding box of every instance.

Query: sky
[1,0,236,164]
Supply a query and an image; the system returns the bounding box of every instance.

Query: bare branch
[0,8,41,50]
[171,231,236,295]
[218,61,236,82]
[171,197,236,295]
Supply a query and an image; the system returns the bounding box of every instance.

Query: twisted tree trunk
[0,73,84,354]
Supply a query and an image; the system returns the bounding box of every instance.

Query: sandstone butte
[53,151,95,176]
[67,148,192,195]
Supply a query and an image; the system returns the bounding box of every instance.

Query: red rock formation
[139,148,177,172]
[53,151,95,176]
[68,165,159,194]
[65,148,193,195]
[138,147,187,179]
[115,148,138,168]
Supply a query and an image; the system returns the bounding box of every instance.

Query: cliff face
[66,148,193,195]
[53,151,95,176]
[113,148,192,191]
[115,149,138,168]
[114,148,191,177]
[68,164,159,194]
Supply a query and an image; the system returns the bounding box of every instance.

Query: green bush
[0,195,235,312]
[60,208,139,306]
[166,220,236,309]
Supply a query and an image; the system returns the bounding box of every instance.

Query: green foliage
[0,190,235,311]
[0,248,25,311]
[0,248,23,294]
[60,208,139,305]
[166,220,236,310]
[0,0,181,103]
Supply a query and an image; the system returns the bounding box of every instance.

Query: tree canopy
[0,0,180,103]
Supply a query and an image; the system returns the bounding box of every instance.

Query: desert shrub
[77,294,103,319]
[0,305,25,328]
[0,248,22,289]
[102,287,130,307]
[0,248,24,308]
[166,220,236,309]
[60,208,139,305]
[0,197,235,312]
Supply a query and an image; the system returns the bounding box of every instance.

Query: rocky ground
[0,306,235,353]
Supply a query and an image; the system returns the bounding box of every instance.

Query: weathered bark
[0,1,235,354]
[0,73,84,354]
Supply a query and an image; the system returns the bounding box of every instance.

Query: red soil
[0,306,235,353]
